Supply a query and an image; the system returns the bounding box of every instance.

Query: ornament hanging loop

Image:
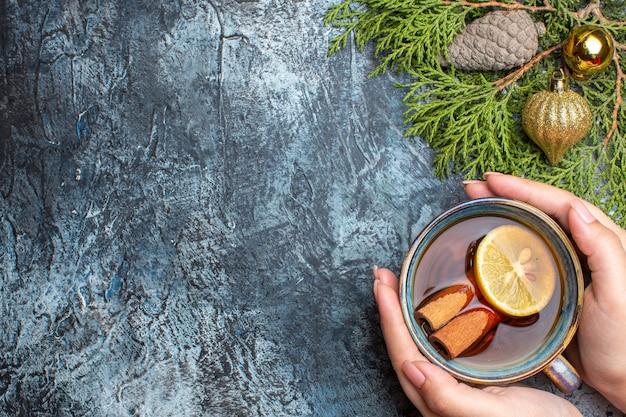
[548,69,568,94]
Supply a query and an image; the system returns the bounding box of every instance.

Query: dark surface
[0,1,621,416]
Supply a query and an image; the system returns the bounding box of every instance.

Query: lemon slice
[474,224,557,317]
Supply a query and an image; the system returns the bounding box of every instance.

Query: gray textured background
[0,1,622,416]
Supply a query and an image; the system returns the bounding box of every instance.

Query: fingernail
[402,361,426,389]
[483,171,504,179]
[373,279,381,298]
[373,265,379,279]
[462,180,482,189]
[571,199,595,224]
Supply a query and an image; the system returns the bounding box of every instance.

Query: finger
[374,274,423,370]
[568,199,626,304]
[405,360,507,416]
[481,174,621,239]
[462,174,574,225]
[405,361,581,417]
[480,173,576,228]
[463,173,575,218]
[463,180,497,199]
[374,269,438,416]
[373,266,400,296]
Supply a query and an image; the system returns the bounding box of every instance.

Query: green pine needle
[325,0,626,227]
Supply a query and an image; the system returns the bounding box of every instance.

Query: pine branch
[324,0,626,227]
[441,0,555,13]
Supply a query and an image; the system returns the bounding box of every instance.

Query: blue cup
[399,198,583,394]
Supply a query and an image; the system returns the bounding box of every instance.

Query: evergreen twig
[325,0,626,227]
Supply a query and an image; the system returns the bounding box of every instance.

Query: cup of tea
[399,198,584,394]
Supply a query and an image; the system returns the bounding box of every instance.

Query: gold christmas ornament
[563,25,614,80]
[521,69,592,165]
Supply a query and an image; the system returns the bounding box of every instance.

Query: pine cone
[441,10,546,71]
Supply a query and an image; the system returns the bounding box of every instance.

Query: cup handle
[542,354,582,395]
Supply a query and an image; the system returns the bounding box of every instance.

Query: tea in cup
[399,198,583,394]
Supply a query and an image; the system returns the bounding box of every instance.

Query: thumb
[402,360,505,416]
[402,361,581,417]
[567,199,626,305]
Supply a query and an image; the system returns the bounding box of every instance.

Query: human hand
[464,173,626,412]
[374,266,581,417]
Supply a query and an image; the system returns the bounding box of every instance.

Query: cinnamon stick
[415,285,474,331]
[429,307,502,360]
